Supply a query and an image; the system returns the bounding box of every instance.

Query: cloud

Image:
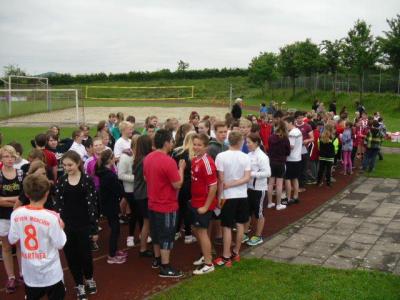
[0,0,399,74]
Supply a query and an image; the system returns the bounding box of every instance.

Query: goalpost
[85,85,195,101]
[0,88,84,125]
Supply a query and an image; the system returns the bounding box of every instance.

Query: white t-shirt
[114,137,131,159]
[215,150,251,199]
[14,158,29,170]
[8,206,66,287]
[69,142,88,161]
[287,128,303,162]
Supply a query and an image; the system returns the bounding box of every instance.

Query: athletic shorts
[285,161,301,180]
[189,205,213,229]
[220,198,249,228]
[270,161,286,178]
[0,219,10,237]
[247,189,266,219]
[25,280,66,300]
[149,210,177,250]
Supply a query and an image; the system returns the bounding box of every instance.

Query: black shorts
[189,205,213,229]
[270,161,286,178]
[220,198,249,228]
[285,161,301,180]
[149,210,177,250]
[247,189,265,219]
[25,280,65,300]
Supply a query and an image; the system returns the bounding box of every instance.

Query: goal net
[0,88,85,126]
[85,85,195,101]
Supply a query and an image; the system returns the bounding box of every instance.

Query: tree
[177,60,189,72]
[248,52,278,95]
[320,39,343,96]
[342,20,380,100]
[278,39,321,96]
[3,64,26,77]
[379,14,400,71]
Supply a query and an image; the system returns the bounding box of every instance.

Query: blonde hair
[176,131,196,159]
[119,121,133,132]
[239,118,252,128]
[0,145,17,159]
[320,124,334,143]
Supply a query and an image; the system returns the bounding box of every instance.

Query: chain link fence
[270,71,400,95]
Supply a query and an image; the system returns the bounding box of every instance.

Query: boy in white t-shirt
[283,116,303,205]
[214,131,251,267]
[113,121,133,160]
[8,174,66,300]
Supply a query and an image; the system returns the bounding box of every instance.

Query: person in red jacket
[258,115,273,152]
[309,121,323,184]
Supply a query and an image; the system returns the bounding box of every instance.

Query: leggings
[342,151,352,173]
[176,195,192,236]
[317,160,333,185]
[64,227,93,286]
[126,193,143,236]
[106,214,120,257]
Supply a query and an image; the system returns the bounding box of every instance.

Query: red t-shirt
[191,154,217,210]
[258,121,272,152]
[143,151,180,213]
[43,149,57,168]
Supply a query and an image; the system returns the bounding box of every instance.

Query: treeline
[47,68,248,85]
[248,15,400,98]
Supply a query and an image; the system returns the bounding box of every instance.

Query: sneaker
[287,198,296,205]
[241,234,250,244]
[91,241,99,252]
[76,284,88,300]
[159,265,184,278]
[139,250,154,258]
[127,236,135,247]
[98,226,103,232]
[107,255,126,264]
[291,198,300,204]
[247,236,263,246]
[147,236,152,244]
[193,264,215,275]
[213,256,232,267]
[152,257,161,269]
[276,204,287,211]
[85,278,97,295]
[231,252,240,262]
[5,277,17,294]
[193,255,205,266]
[214,237,223,245]
[184,235,197,244]
[116,250,128,258]
[306,180,317,185]
[267,202,276,208]
[175,232,181,241]
[281,198,289,205]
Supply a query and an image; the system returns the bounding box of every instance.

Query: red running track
[1,173,355,299]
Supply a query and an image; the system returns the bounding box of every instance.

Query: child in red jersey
[190,133,218,275]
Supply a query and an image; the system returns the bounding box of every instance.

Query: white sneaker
[175,232,181,241]
[126,236,135,247]
[193,256,205,266]
[184,235,197,244]
[267,202,276,208]
[276,204,287,211]
[193,264,215,275]
[147,236,152,244]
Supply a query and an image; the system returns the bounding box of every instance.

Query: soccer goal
[85,85,195,101]
[0,88,85,126]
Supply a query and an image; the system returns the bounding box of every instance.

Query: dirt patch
[1,106,230,126]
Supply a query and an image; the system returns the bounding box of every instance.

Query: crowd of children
[0,103,387,299]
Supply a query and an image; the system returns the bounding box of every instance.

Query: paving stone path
[246,176,400,274]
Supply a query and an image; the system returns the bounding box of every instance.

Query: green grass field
[152,259,400,300]
[366,153,400,179]
[3,76,399,130]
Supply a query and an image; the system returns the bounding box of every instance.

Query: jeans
[362,148,379,172]
[309,160,319,182]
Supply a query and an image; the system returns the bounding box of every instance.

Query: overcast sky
[1,0,399,75]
